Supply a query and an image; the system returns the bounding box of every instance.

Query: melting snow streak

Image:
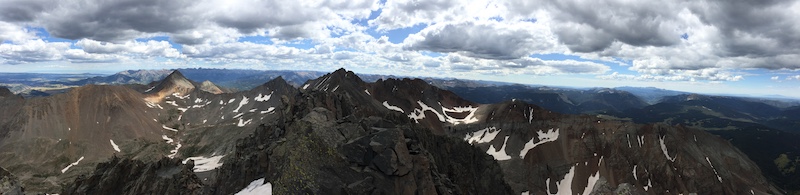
[659,136,676,162]
[233,96,250,113]
[61,156,85,173]
[110,139,121,152]
[383,101,405,113]
[520,128,560,159]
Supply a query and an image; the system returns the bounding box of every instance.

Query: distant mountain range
[0,68,790,194]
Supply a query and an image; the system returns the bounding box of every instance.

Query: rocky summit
[0,69,785,194]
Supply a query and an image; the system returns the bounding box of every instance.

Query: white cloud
[404,20,560,60]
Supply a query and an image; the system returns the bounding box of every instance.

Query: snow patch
[383,101,405,113]
[637,135,645,147]
[168,143,182,159]
[177,107,188,112]
[520,128,560,159]
[706,157,723,182]
[331,85,340,92]
[407,101,445,123]
[228,98,236,104]
[165,100,179,107]
[633,165,638,181]
[172,93,190,99]
[364,89,371,95]
[440,102,480,125]
[110,139,121,152]
[626,134,632,148]
[528,108,535,124]
[144,85,156,92]
[236,178,272,195]
[203,119,207,124]
[249,108,257,112]
[233,112,245,119]
[486,136,512,160]
[254,92,272,102]
[260,107,276,114]
[233,96,249,113]
[162,135,174,143]
[68,127,71,131]
[61,156,85,173]
[302,84,310,90]
[183,155,225,172]
[464,127,500,144]
[659,136,677,162]
[162,125,178,132]
[644,179,652,191]
[238,118,253,127]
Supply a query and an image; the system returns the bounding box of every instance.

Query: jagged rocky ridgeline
[0,68,784,194]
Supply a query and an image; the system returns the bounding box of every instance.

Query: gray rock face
[61,157,204,195]
[0,167,23,195]
[342,128,413,176]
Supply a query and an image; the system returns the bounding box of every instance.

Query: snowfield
[236,178,272,195]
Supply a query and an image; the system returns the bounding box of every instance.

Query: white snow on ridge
[144,85,156,92]
[254,92,272,102]
[626,134,632,148]
[110,139,121,152]
[659,136,676,162]
[383,101,405,113]
[486,136,512,160]
[519,128,560,159]
[364,89,371,95]
[464,127,500,144]
[236,178,272,195]
[233,96,250,113]
[302,84,310,90]
[61,156,85,173]
[162,125,178,132]
[183,155,225,172]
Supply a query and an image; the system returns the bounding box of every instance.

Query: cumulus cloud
[1,0,800,85]
[404,20,558,60]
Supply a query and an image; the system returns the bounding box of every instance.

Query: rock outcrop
[0,167,23,195]
[62,157,204,195]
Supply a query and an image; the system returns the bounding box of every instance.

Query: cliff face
[62,157,204,195]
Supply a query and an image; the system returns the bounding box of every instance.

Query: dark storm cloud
[40,0,198,42]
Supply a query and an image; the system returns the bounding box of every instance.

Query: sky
[1,0,800,98]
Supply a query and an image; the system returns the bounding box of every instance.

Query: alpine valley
[0,68,796,194]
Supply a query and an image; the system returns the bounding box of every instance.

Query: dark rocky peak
[367,78,481,134]
[0,87,14,98]
[301,68,367,93]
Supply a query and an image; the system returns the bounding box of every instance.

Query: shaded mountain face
[0,69,783,194]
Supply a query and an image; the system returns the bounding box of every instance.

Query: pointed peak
[199,80,224,94]
[164,70,188,80]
